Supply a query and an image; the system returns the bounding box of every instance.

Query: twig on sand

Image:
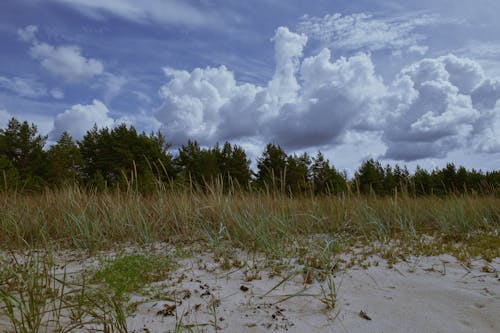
[359,310,372,320]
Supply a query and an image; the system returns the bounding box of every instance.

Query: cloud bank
[151,26,499,161]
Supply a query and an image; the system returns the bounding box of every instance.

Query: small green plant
[319,274,337,310]
[93,253,173,296]
[0,250,130,333]
[0,251,55,333]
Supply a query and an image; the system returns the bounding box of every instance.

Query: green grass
[93,253,174,296]
[0,185,498,259]
[0,249,129,333]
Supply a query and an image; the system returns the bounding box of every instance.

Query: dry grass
[0,185,498,258]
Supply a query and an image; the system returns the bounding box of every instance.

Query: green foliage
[285,153,311,194]
[256,143,287,190]
[0,117,498,196]
[311,152,346,195]
[216,142,251,189]
[47,132,83,186]
[175,140,218,186]
[0,118,47,189]
[354,159,385,195]
[0,154,19,190]
[93,253,173,296]
[175,140,252,190]
[79,124,174,190]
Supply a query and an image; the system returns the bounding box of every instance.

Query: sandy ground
[1,248,499,333]
[124,251,499,333]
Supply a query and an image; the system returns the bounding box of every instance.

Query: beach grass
[0,186,498,257]
[0,185,498,332]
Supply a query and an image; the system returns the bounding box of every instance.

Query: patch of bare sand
[126,252,499,333]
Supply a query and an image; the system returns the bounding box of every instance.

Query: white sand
[126,252,499,333]
[1,249,499,332]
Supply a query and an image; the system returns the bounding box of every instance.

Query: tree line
[0,117,498,195]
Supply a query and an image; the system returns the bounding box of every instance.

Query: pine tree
[0,117,47,189]
[310,151,346,195]
[354,159,384,195]
[256,143,287,191]
[47,132,82,186]
[286,153,310,194]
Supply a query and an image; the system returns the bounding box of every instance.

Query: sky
[1,0,500,175]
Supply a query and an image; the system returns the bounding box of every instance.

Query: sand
[125,251,499,333]
[1,248,499,333]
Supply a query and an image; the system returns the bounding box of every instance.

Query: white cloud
[408,45,429,55]
[18,25,104,81]
[49,0,215,27]
[50,88,64,99]
[0,109,13,129]
[441,55,484,93]
[154,65,262,145]
[17,25,38,42]
[102,73,127,102]
[0,75,64,100]
[471,78,500,110]
[297,13,439,54]
[152,25,499,162]
[89,73,128,103]
[115,113,162,134]
[154,27,385,149]
[0,76,47,98]
[266,49,387,148]
[30,43,103,81]
[455,41,500,78]
[51,100,115,140]
[472,101,500,153]
[267,27,308,107]
[383,54,497,160]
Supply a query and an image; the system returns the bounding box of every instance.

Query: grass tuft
[93,253,173,296]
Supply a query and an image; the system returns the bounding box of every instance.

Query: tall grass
[0,184,498,254]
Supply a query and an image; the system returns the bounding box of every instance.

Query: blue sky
[1,0,500,174]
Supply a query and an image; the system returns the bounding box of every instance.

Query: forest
[0,117,499,195]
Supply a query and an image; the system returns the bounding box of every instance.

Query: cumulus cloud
[297,13,438,54]
[154,27,386,149]
[383,54,497,160]
[471,79,500,153]
[115,113,162,135]
[267,50,386,148]
[154,27,308,146]
[267,27,308,107]
[30,43,103,81]
[51,100,115,140]
[153,25,499,162]
[154,65,262,145]
[18,25,104,81]
[471,78,500,110]
[472,101,500,153]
